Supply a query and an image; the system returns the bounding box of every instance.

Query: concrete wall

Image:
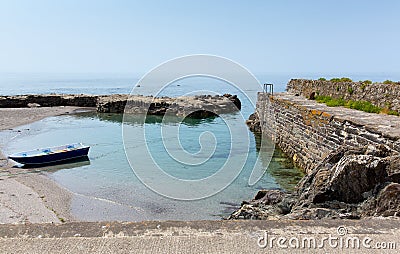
[256,92,400,174]
[287,79,400,112]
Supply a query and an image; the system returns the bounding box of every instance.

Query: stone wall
[287,79,400,112]
[255,92,400,174]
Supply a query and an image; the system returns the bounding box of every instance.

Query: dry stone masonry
[234,80,400,220]
[287,79,400,112]
[250,92,400,174]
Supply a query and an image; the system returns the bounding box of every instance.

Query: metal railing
[263,83,274,95]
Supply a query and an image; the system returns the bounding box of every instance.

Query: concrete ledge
[0,220,399,238]
[0,220,399,253]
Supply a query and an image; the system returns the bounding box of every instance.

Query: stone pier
[251,92,400,174]
[234,80,400,220]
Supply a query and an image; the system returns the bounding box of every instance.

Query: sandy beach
[0,107,94,224]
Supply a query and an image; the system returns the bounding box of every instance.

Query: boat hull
[9,147,90,166]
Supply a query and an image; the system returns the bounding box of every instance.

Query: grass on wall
[314,95,398,115]
[383,80,397,85]
[329,77,353,82]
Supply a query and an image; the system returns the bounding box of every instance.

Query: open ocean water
[1,72,398,221]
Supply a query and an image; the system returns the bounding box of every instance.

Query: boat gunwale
[8,143,90,159]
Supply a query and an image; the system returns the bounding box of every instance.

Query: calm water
[3,72,364,221]
[2,112,303,220]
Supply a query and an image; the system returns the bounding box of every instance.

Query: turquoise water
[2,112,303,221]
[0,74,308,220]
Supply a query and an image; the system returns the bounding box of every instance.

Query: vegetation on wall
[347,86,354,95]
[361,80,372,85]
[314,95,399,116]
[329,77,353,82]
[316,78,398,85]
[383,80,397,84]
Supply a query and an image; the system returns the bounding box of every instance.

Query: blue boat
[8,143,90,166]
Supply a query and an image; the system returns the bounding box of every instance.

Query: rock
[286,208,341,220]
[361,183,400,217]
[253,190,284,205]
[97,94,241,117]
[227,203,282,220]
[365,144,393,157]
[276,195,297,215]
[0,94,98,108]
[316,154,388,203]
[385,155,400,183]
[27,103,41,108]
[373,183,400,217]
[228,144,400,220]
[228,190,286,220]
[0,94,241,118]
[295,146,390,205]
[223,94,241,110]
[246,112,261,133]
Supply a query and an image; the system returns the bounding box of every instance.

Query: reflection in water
[21,156,91,170]
[74,112,219,127]
[74,111,303,192]
[254,133,304,192]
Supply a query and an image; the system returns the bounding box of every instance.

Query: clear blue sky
[0,0,399,74]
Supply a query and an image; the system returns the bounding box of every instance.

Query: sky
[0,0,399,75]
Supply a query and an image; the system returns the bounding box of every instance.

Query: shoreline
[0,106,95,224]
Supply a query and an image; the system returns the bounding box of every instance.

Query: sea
[0,72,398,221]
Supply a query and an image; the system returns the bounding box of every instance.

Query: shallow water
[1,111,304,221]
[0,74,307,220]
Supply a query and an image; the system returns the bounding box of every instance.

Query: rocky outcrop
[97,94,241,117]
[245,112,261,133]
[228,145,400,220]
[96,94,128,113]
[0,94,98,108]
[0,94,241,118]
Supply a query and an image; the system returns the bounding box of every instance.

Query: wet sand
[0,107,94,224]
